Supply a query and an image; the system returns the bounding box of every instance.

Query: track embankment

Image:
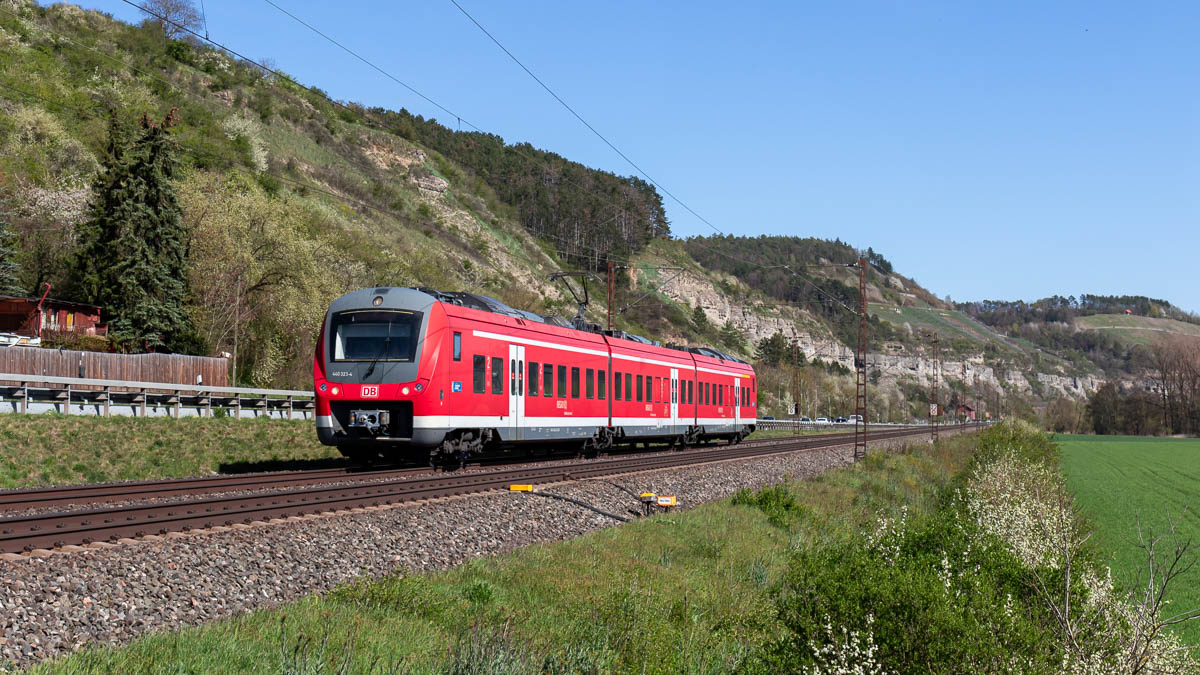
[0,425,980,667]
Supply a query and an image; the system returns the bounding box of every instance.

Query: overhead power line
[445,0,726,237]
[258,0,480,132]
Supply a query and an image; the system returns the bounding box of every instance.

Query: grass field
[0,415,339,488]
[1059,434,1200,644]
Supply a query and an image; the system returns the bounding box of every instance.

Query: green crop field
[1060,435,1200,644]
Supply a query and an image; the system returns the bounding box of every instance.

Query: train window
[511,359,516,396]
[330,309,420,362]
[558,365,567,398]
[544,363,553,397]
[718,384,723,406]
[671,379,676,404]
[654,377,661,403]
[703,382,709,405]
[585,369,594,399]
[453,332,461,361]
[614,371,622,400]
[492,357,504,394]
[625,372,632,401]
[529,361,538,396]
[571,367,580,398]
[687,380,693,405]
[636,375,643,402]
[646,376,653,403]
[473,355,485,393]
[598,371,606,400]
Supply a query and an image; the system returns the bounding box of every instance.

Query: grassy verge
[1060,434,1200,644]
[0,414,338,488]
[36,430,986,673]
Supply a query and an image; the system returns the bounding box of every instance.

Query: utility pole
[607,261,615,331]
[793,342,801,437]
[961,360,968,426]
[854,257,867,460]
[930,331,940,443]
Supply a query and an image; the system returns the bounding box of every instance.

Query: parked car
[816,417,829,423]
[762,416,776,421]
[835,416,848,423]
[800,417,812,423]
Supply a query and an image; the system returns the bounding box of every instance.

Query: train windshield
[330,310,421,362]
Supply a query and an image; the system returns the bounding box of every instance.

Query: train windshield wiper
[363,316,394,379]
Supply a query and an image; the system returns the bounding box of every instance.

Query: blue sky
[77,1,1199,312]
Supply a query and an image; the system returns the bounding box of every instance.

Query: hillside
[1,1,1197,421]
[1075,313,1200,347]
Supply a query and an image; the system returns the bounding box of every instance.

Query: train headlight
[372,296,383,306]
[331,386,340,396]
[415,383,423,392]
[401,386,410,395]
[319,383,327,392]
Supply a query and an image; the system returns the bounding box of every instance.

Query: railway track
[0,428,873,513]
[0,424,979,554]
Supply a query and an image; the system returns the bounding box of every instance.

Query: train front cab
[313,288,449,461]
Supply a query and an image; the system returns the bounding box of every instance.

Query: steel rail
[0,467,427,512]
[0,425,981,553]
[0,429,867,512]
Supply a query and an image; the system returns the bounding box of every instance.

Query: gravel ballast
[0,434,937,668]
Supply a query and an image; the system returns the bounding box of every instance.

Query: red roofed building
[0,292,106,345]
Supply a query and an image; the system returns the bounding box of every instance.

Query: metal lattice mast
[854,257,868,460]
[961,360,968,426]
[793,343,802,436]
[930,331,940,443]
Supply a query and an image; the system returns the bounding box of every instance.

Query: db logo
[361,385,379,398]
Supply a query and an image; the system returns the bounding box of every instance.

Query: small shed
[0,294,106,343]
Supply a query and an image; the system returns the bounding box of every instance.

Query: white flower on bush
[222,113,269,172]
[965,451,1069,569]
[864,506,906,564]
[805,614,894,675]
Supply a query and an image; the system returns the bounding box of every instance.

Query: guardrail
[0,373,314,420]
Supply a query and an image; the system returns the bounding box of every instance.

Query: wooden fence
[0,346,228,387]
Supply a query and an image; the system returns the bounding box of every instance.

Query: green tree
[691,303,710,334]
[1087,382,1122,435]
[0,219,22,296]
[755,331,794,367]
[71,110,199,352]
[719,320,745,352]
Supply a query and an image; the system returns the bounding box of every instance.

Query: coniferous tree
[719,320,745,352]
[0,219,22,296]
[72,109,198,352]
[691,303,710,334]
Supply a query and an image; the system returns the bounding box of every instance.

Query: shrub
[731,484,805,529]
[762,505,1056,673]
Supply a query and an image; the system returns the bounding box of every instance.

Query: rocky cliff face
[655,270,1103,400]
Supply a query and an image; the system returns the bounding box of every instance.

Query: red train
[313,287,757,465]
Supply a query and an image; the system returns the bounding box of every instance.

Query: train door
[670,368,679,433]
[508,344,525,440]
[734,377,741,428]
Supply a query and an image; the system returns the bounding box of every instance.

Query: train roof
[414,287,748,365]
